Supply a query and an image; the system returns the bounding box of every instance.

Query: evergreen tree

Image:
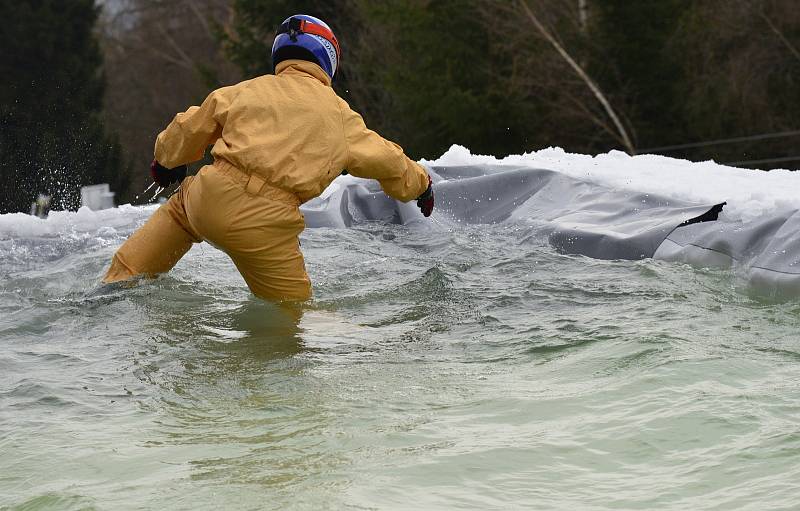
[353,1,531,159]
[672,0,800,165]
[0,0,127,214]
[222,1,532,159]
[214,0,800,166]
[587,0,691,149]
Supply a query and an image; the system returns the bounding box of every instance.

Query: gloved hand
[150,160,187,187]
[416,176,434,217]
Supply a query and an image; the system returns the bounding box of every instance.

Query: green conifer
[0,0,128,213]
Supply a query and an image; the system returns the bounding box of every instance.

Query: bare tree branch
[518,0,636,154]
[758,8,800,64]
[187,0,213,40]
[563,92,617,142]
[154,21,196,69]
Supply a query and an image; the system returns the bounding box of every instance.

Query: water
[2,209,800,510]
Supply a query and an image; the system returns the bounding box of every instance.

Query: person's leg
[103,177,202,283]
[180,164,313,302]
[228,227,312,302]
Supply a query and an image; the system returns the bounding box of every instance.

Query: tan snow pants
[103,160,312,301]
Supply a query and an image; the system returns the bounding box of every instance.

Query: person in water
[103,14,434,301]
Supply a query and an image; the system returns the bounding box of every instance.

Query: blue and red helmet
[272,15,340,79]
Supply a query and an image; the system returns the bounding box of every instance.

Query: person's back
[156,60,346,202]
[103,14,434,302]
[220,63,343,201]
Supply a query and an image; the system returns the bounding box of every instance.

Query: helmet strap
[287,17,302,42]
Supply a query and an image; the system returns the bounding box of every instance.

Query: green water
[2,217,800,510]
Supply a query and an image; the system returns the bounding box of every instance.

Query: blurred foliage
[222,0,535,159]
[670,0,800,163]
[220,0,800,164]
[3,0,800,214]
[352,1,533,158]
[0,0,127,213]
[587,0,691,148]
[100,0,241,205]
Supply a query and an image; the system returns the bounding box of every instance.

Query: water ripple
[2,222,800,509]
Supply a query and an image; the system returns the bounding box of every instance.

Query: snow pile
[424,145,799,223]
[2,144,796,245]
[0,204,156,239]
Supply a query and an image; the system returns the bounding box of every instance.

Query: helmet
[272,15,340,79]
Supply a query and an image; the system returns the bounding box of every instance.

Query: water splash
[134,181,157,202]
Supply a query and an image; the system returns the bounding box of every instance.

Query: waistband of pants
[212,159,300,207]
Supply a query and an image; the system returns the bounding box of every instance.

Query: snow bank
[2,145,796,240]
[0,204,156,239]
[424,145,799,223]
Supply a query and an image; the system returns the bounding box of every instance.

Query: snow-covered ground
[425,145,799,223]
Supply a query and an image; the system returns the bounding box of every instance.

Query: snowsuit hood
[275,59,332,87]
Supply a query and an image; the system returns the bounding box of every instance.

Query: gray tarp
[302,164,724,260]
[300,163,799,296]
[655,209,800,296]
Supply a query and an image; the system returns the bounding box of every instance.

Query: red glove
[150,160,187,187]
[416,176,434,217]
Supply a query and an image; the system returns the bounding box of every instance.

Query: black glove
[150,160,187,187]
[416,176,434,217]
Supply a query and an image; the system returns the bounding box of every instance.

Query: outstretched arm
[339,98,430,203]
[154,85,237,168]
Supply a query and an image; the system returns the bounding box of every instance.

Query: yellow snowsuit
[103,60,430,301]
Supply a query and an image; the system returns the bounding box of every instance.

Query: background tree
[100,0,800,202]
[103,0,800,198]
[0,0,127,214]
[100,0,241,203]
[586,0,690,150]
[670,0,800,164]
[222,0,539,159]
[350,0,533,159]
[482,0,630,154]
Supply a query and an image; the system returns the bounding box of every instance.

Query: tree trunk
[518,0,636,154]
